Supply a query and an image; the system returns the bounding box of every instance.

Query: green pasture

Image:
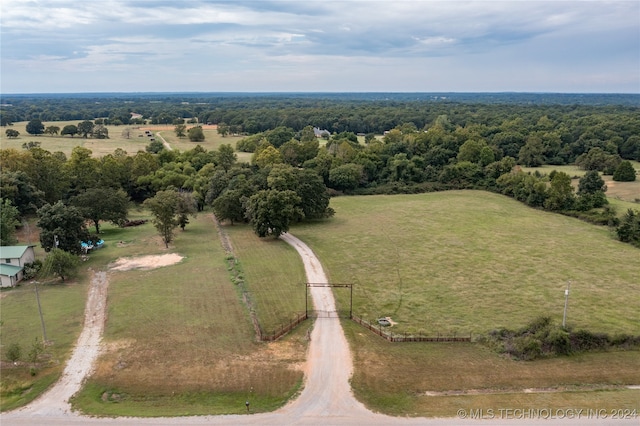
[224,225,307,334]
[291,190,640,336]
[520,162,640,203]
[0,209,151,411]
[0,279,87,410]
[345,321,640,417]
[73,213,309,416]
[288,191,639,416]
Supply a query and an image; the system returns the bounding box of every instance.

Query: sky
[1,0,639,94]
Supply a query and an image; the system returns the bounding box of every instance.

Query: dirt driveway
[2,235,635,425]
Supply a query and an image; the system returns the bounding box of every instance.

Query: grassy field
[521,162,640,204]
[223,225,307,334]
[1,210,310,415]
[345,321,640,417]
[0,209,151,411]
[2,121,247,158]
[290,191,640,336]
[72,213,310,416]
[289,191,639,416]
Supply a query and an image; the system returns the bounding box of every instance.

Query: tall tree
[61,124,78,137]
[26,119,44,136]
[544,171,575,211]
[577,170,607,210]
[176,191,197,231]
[518,136,545,167]
[0,170,46,214]
[613,161,637,182]
[0,198,21,246]
[616,209,640,247]
[244,189,303,238]
[65,146,100,194]
[216,144,237,171]
[174,124,187,138]
[212,189,246,224]
[70,188,129,234]
[294,168,334,220]
[41,248,79,282]
[187,126,205,142]
[77,120,95,138]
[143,189,181,248]
[28,147,69,204]
[37,201,89,254]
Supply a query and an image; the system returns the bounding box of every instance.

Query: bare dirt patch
[109,254,184,272]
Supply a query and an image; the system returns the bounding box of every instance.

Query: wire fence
[258,312,308,342]
[351,315,472,343]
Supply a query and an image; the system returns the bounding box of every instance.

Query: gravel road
[2,235,636,425]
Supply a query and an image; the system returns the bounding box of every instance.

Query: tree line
[1,96,639,280]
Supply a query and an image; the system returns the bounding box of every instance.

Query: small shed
[0,245,36,288]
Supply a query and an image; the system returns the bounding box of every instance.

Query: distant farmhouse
[0,245,36,288]
[313,127,330,138]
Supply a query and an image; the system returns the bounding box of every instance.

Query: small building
[0,245,36,288]
[313,127,330,138]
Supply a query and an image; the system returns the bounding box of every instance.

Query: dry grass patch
[345,321,640,417]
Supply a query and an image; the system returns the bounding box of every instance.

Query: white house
[0,245,36,288]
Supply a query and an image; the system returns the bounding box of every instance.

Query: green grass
[521,162,640,204]
[0,212,156,411]
[223,225,307,333]
[73,212,309,416]
[289,190,639,416]
[291,191,640,336]
[344,320,640,417]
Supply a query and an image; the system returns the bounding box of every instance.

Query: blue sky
[1,0,638,93]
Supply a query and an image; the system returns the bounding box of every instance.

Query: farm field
[290,190,640,336]
[1,121,246,158]
[521,162,640,203]
[72,213,309,416]
[289,190,640,415]
[1,212,310,415]
[223,225,307,334]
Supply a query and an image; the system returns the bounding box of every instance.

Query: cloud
[1,1,638,93]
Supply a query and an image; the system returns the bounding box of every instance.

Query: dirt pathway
[6,270,109,418]
[155,131,172,151]
[2,236,636,425]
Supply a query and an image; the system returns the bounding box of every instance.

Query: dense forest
[1,93,639,254]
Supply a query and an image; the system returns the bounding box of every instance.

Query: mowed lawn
[75,213,309,416]
[290,190,640,336]
[290,190,640,416]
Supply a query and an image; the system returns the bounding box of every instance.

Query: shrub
[22,260,43,280]
[6,342,22,362]
[484,317,640,360]
[612,160,637,182]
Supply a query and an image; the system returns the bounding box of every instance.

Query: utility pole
[562,280,571,329]
[34,281,48,343]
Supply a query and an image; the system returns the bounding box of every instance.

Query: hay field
[291,190,640,336]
